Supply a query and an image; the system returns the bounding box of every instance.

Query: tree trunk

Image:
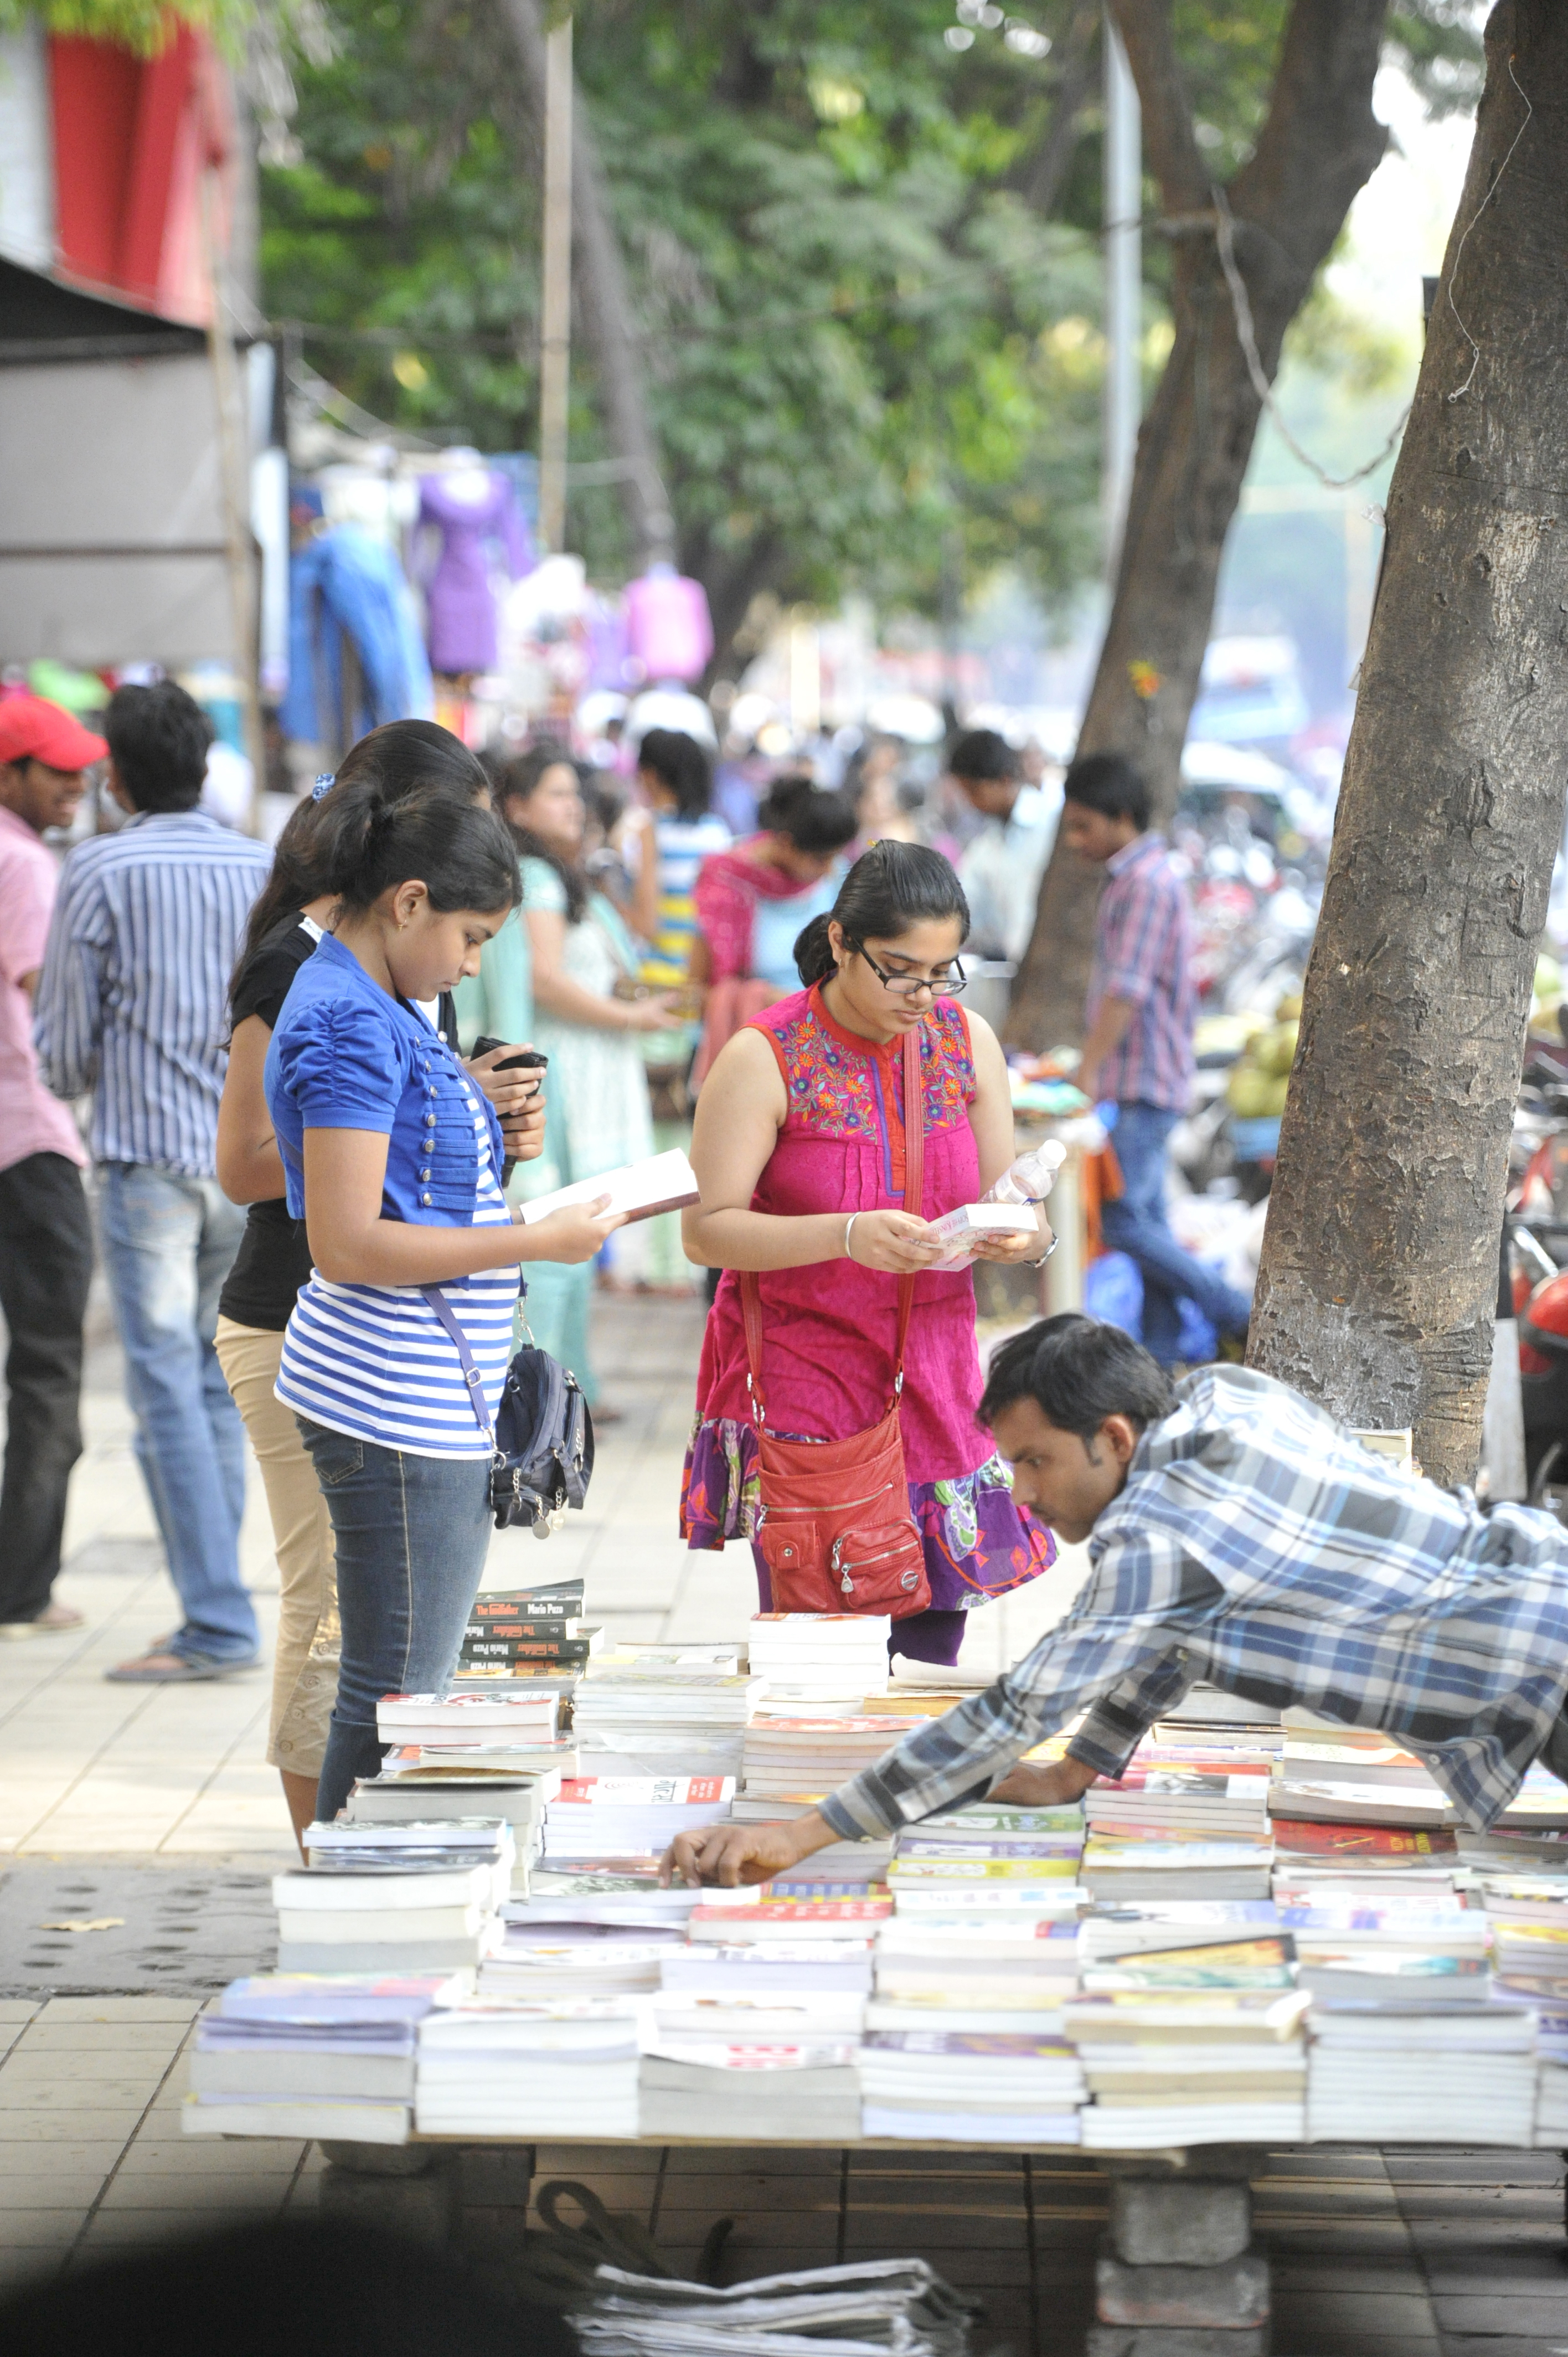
[1005,0,1389,1049]
[497,0,674,567]
[1249,0,1568,1486]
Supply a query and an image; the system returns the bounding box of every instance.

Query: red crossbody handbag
[740,1023,932,1619]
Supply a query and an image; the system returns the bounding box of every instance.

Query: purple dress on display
[418,473,533,675]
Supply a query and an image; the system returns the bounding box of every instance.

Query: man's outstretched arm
[662,1527,1207,1885]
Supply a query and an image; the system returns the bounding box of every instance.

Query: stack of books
[886,1801,1085,1916]
[477,1921,687,1999]
[574,1648,762,1777]
[1270,1816,1459,1902]
[375,1688,563,1747]
[858,2029,1085,2143]
[870,1917,1080,2032]
[1067,1913,1306,2147]
[272,1852,506,1974]
[1081,1764,1273,1902]
[342,1766,554,1893]
[1306,2006,1538,2143]
[638,2039,862,2139]
[649,1983,868,2045]
[1280,1889,1489,2005]
[1475,1869,1568,2138]
[508,1870,700,1930]
[1065,1982,1311,2149]
[741,1716,909,1801]
[746,1614,891,1707]
[541,1775,734,1867]
[570,2257,983,2357]
[454,1579,602,1678]
[183,1974,447,2143]
[415,1996,643,2136]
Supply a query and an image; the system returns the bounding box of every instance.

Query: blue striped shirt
[818,1366,1568,1841]
[1086,832,1194,1111]
[33,811,271,1176]
[266,954,519,1460]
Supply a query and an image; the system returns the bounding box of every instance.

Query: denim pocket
[297,1420,365,1488]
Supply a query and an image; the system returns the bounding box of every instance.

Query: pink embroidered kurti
[682,984,1053,1624]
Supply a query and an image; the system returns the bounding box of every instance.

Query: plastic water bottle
[983,1141,1066,1207]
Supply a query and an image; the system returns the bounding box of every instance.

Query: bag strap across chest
[741,1020,924,1429]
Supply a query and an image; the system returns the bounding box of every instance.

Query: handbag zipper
[829,1532,922,1597]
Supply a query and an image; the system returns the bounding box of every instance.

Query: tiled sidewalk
[4,1289,1567,2351]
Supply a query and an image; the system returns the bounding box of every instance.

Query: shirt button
[421,1192,432,1206]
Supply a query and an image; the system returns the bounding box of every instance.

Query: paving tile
[98,2174,295,2214]
[115,2138,305,2177]
[0,2141,127,2174]
[0,2211,86,2250]
[0,2111,144,2140]
[1435,2295,1568,2334]
[34,1999,198,2023]
[0,2078,164,2111]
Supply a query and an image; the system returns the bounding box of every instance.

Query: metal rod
[538,9,574,555]
[198,166,267,835]
[1102,10,1142,578]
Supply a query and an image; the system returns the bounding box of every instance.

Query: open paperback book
[518,1147,699,1227]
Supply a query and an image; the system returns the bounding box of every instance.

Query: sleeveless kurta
[682,983,1053,1614]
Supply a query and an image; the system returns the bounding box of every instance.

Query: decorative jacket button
[419,1166,431,1181]
[421,1192,433,1206]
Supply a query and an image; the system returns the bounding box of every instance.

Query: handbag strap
[741,1020,926,1426]
[420,1284,496,1450]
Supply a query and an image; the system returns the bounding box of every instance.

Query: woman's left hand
[972,1214,1054,1266]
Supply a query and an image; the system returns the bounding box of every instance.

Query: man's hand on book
[661,1809,835,1888]
[989,1756,1098,1807]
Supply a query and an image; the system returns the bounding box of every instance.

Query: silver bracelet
[1031,1236,1060,1267]
[844,1212,861,1262]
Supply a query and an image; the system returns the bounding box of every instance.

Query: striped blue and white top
[33,810,271,1176]
[265,936,519,1460]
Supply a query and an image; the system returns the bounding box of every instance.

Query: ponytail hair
[230,721,502,1007]
[793,838,969,988]
[313,775,520,917]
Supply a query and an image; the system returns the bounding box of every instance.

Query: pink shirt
[0,805,86,1174]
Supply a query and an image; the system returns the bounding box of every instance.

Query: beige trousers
[214,1316,340,1776]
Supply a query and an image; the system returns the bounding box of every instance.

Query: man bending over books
[663,1315,1568,1885]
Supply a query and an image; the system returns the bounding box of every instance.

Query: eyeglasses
[850,943,968,999]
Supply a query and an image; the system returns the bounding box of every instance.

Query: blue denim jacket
[264,933,505,1226]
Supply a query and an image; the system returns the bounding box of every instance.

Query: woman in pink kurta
[681,840,1055,1664]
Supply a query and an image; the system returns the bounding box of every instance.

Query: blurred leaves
[257,0,1482,636]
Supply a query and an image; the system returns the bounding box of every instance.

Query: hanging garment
[419,471,533,676]
[281,526,434,745]
[623,564,713,685]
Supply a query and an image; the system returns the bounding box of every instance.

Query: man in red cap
[0,694,107,1636]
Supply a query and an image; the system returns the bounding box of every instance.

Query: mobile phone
[472,1037,549,1075]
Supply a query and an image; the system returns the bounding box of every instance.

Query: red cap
[0,694,108,772]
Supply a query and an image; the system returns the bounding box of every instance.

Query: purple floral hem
[680,1415,1054,1613]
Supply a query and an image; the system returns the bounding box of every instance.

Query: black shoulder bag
[420,1286,595,1536]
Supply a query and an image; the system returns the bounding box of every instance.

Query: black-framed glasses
[850,942,968,999]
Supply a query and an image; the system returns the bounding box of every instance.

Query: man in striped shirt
[664,1317,1568,1890]
[34,683,270,1682]
[1064,751,1251,1363]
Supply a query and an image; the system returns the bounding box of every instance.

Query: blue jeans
[1101,1104,1254,1367]
[96,1165,258,1662]
[297,1417,493,1818]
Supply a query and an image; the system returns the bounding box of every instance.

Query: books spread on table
[192,1610,1560,2154]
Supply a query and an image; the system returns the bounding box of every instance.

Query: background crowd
[0,678,1241,1840]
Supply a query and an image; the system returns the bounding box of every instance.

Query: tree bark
[497,0,675,565]
[1005,0,1390,1049]
[1249,0,1568,1486]
[1019,1,1101,217]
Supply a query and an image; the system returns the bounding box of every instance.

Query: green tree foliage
[258,0,1479,648]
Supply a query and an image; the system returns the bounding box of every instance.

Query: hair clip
[311,773,336,801]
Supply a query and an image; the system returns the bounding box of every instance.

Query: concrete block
[1110,2179,1252,2268]
[318,2152,456,2243]
[1086,2332,1267,2357]
[1096,2247,1270,2330]
[1095,2148,1255,2183]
